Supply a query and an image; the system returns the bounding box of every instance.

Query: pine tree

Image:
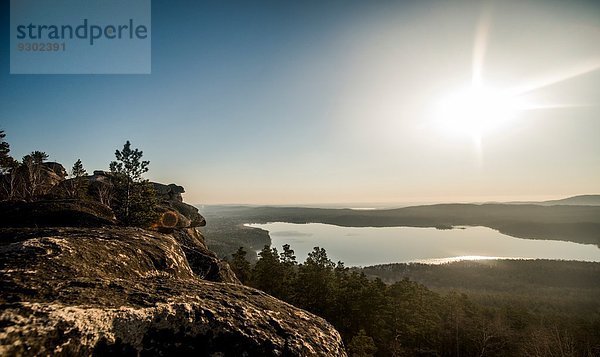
[0,130,17,173]
[230,247,252,284]
[71,159,86,178]
[109,141,149,182]
[67,159,88,198]
[21,151,49,200]
[30,151,49,163]
[348,330,377,357]
[251,246,283,296]
[109,141,158,227]
[0,131,19,199]
[293,247,335,316]
[279,244,298,300]
[280,244,297,265]
[0,131,8,164]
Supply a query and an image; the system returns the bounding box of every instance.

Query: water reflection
[246,223,600,266]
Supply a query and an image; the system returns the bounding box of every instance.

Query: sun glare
[436,86,526,138]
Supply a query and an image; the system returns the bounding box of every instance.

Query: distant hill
[505,194,600,206]
[202,203,600,250]
[540,194,600,206]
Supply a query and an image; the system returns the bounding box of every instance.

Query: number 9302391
[17,42,66,51]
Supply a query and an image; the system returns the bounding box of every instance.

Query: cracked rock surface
[0,227,346,356]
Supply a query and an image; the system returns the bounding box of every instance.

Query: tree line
[0,130,158,227]
[229,245,600,356]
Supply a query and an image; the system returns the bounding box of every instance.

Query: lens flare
[436,86,526,137]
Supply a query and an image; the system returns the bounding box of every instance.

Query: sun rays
[434,4,599,157]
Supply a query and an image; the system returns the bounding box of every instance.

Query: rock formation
[0,227,345,355]
[0,175,346,355]
[46,170,205,230]
[153,182,185,202]
[0,199,118,227]
[152,182,206,229]
[0,162,67,201]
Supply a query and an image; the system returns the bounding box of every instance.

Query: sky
[1,0,599,205]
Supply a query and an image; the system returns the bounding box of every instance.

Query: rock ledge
[0,227,346,356]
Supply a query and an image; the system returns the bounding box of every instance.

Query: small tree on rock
[0,131,19,200]
[66,159,88,198]
[109,141,149,182]
[0,130,17,174]
[72,159,86,178]
[109,141,158,227]
[21,151,49,200]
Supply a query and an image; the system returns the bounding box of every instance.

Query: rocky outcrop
[40,162,67,188]
[0,227,346,356]
[155,200,206,229]
[0,163,346,354]
[153,182,206,229]
[171,228,238,283]
[49,171,206,230]
[0,199,117,228]
[0,162,67,201]
[153,183,185,202]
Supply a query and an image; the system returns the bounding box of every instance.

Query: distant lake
[245,223,600,266]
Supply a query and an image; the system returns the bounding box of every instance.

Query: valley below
[199,199,600,261]
[247,222,600,266]
[199,199,600,356]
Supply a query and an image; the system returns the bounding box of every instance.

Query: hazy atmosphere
[2,0,599,204]
[3,1,600,355]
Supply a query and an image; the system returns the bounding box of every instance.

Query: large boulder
[153,183,185,202]
[41,162,67,187]
[0,227,346,356]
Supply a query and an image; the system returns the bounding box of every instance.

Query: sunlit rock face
[0,227,346,356]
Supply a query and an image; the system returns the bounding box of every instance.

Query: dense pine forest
[229,245,600,356]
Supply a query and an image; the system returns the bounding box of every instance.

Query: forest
[229,245,600,356]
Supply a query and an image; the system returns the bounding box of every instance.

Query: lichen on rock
[0,226,346,356]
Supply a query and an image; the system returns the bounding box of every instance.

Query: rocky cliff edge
[0,171,346,355]
[0,227,345,356]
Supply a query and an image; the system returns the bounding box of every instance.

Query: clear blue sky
[1,0,599,204]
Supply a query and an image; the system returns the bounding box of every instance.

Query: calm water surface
[246,223,600,266]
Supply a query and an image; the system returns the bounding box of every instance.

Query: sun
[435,85,526,138]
